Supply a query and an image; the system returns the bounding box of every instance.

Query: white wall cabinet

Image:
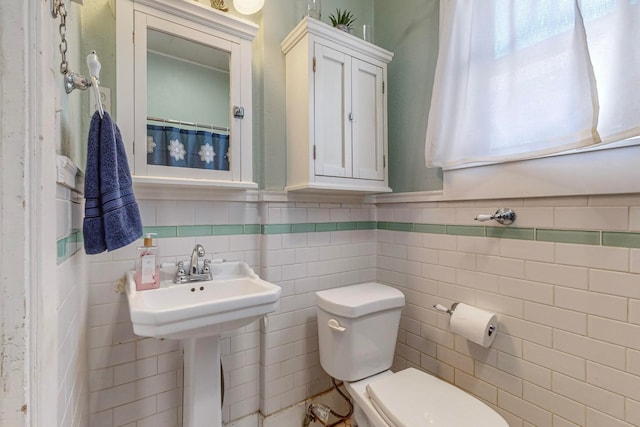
[282,18,393,193]
[116,0,258,191]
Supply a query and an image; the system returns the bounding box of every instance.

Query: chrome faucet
[174,244,212,284]
[190,244,205,275]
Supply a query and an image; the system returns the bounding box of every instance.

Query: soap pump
[135,233,159,291]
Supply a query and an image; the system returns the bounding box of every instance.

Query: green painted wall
[80,0,117,170]
[374,0,442,192]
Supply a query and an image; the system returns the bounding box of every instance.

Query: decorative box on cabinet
[116,0,258,191]
[281,17,393,193]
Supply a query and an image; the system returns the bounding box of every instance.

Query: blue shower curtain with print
[146,124,230,171]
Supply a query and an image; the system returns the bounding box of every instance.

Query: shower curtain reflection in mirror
[146,124,230,171]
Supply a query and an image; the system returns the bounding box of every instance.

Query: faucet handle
[174,261,187,283]
[202,259,211,273]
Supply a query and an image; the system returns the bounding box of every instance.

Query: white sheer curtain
[425,0,640,169]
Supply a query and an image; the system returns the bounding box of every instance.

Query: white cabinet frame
[282,17,393,193]
[117,0,258,191]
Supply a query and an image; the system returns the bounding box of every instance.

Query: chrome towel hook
[474,208,516,225]
[51,0,104,104]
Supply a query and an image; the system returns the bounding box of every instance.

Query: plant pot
[336,24,351,33]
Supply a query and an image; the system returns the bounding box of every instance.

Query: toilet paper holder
[434,302,459,315]
[434,302,496,337]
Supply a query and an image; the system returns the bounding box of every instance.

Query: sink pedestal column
[183,335,222,427]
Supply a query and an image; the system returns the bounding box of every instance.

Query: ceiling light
[233,0,264,15]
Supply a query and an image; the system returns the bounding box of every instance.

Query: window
[425,0,640,169]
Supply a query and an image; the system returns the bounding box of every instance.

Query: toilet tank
[316,283,405,382]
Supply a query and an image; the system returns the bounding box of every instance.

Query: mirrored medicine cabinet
[116,0,258,191]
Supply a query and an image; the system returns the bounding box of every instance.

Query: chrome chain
[51,0,69,75]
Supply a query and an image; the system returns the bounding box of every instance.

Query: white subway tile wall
[259,202,377,416]
[85,200,377,426]
[382,196,640,427]
[57,184,89,426]
[67,194,640,427]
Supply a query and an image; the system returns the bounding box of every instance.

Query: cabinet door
[133,12,241,182]
[351,59,385,181]
[313,44,352,178]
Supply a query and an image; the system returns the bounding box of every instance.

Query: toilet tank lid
[316,283,405,318]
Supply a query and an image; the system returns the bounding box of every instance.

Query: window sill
[441,144,640,201]
[377,143,640,203]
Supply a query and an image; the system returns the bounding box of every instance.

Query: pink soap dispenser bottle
[135,233,159,291]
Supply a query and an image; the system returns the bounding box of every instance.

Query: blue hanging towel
[83,111,143,254]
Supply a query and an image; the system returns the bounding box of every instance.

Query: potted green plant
[209,0,229,12]
[328,9,356,33]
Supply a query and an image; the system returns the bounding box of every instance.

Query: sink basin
[126,261,281,339]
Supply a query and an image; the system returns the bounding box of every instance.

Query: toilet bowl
[316,283,508,427]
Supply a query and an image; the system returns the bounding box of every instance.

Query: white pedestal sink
[125,261,281,427]
[183,335,223,427]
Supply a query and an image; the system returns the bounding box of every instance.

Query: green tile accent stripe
[213,224,245,236]
[262,224,292,234]
[292,223,316,233]
[143,226,177,238]
[337,222,358,231]
[178,225,212,237]
[536,229,601,245]
[602,232,640,248]
[316,222,337,232]
[56,230,82,265]
[98,221,640,252]
[446,225,486,237]
[244,224,261,235]
[57,238,66,262]
[357,221,377,230]
[56,219,640,265]
[381,222,414,232]
[264,221,382,234]
[487,226,535,240]
[414,223,446,234]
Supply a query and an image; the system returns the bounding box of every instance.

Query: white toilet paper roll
[449,303,497,347]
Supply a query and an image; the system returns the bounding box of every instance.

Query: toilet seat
[348,368,508,427]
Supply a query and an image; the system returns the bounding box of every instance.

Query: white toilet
[316,283,508,427]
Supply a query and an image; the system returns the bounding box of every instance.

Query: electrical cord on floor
[327,378,353,426]
[303,378,354,426]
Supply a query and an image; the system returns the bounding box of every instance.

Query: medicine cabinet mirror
[116,0,258,190]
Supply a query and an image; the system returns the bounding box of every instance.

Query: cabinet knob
[348,112,354,121]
